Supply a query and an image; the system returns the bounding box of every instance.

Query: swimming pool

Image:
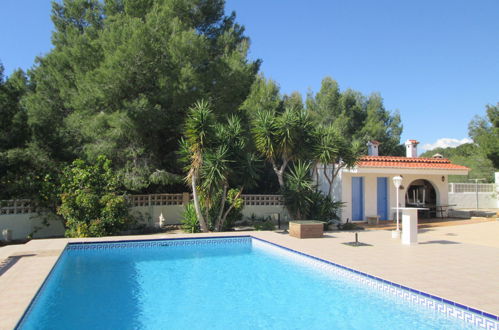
[17,236,498,329]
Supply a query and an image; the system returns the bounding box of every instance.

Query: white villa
[316,139,470,223]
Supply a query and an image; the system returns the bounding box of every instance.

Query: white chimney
[405,139,419,158]
[367,140,380,156]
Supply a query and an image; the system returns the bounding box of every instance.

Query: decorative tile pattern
[251,237,499,329]
[66,236,252,251]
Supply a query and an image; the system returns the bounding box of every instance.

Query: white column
[401,208,418,245]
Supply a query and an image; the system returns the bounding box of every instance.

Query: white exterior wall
[339,171,450,222]
[241,205,290,221]
[130,205,185,227]
[448,193,498,209]
[315,164,342,202]
[131,204,290,226]
[0,213,65,240]
[1,202,289,240]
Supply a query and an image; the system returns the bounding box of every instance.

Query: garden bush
[181,202,200,233]
[253,219,275,231]
[58,155,131,237]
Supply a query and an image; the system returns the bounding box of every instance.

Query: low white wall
[1,197,289,240]
[130,205,185,227]
[0,213,65,240]
[241,205,289,221]
[448,193,498,209]
[132,205,290,226]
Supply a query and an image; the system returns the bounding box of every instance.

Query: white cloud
[421,138,472,152]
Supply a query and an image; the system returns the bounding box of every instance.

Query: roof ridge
[359,155,451,163]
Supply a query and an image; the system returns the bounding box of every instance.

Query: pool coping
[250,236,499,325]
[14,234,499,329]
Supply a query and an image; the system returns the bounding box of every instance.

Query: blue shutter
[377,177,388,220]
[352,177,364,221]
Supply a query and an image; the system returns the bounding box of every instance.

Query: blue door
[352,177,364,221]
[377,177,388,220]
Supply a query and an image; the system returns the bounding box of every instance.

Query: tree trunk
[314,163,320,192]
[323,162,345,200]
[215,184,228,231]
[191,174,208,232]
[323,164,334,198]
[276,171,284,188]
[271,157,289,189]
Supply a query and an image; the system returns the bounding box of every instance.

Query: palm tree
[182,100,215,232]
[207,115,260,231]
[251,106,314,189]
[313,124,361,198]
[181,108,260,232]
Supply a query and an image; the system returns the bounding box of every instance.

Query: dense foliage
[0,0,408,202]
[468,104,499,169]
[58,155,131,237]
[1,0,260,199]
[242,76,404,157]
[0,0,431,232]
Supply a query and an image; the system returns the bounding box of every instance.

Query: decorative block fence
[0,194,288,240]
[129,193,288,229]
[448,183,498,209]
[0,199,36,215]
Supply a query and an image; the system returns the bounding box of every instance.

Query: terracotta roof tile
[357,156,469,170]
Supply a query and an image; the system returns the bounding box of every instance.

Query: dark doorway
[405,179,437,218]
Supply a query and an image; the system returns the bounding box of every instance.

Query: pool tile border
[251,236,499,329]
[15,235,499,329]
[65,236,251,251]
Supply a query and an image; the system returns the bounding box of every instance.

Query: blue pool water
[18,237,488,329]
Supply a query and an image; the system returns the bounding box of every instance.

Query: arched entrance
[405,179,438,218]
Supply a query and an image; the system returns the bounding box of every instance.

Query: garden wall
[0,213,65,240]
[129,193,289,227]
[448,183,498,209]
[0,194,289,240]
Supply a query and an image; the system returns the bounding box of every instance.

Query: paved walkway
[363,216,496,230]
[1,221,498,329]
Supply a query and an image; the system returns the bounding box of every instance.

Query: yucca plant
[180,101,260,232]
[181,202,200,233]
[312,124,362,197]
[283,161,314,220]
[251,106,315,189]
[181,100,216,232]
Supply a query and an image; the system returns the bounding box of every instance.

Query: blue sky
[1,1,498,154]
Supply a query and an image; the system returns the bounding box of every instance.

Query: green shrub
[58,156,131,237]
[253,220,275,231]
[222,208,243,231]
[283,162,343,222]
[181,202,200,233]
[283,161,314,220]
[308,191,343,222]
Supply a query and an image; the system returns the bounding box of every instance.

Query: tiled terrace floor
[1,220,498,329]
